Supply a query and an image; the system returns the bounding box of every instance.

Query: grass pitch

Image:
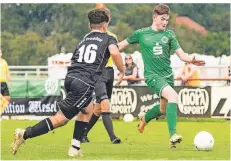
[1,118,230,160]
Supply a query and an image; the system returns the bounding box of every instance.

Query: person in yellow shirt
[179,62,201,87]
[0,48,11,114]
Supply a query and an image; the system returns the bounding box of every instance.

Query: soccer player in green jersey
[118,4,205,148]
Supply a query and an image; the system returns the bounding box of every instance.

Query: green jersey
[126,27,181,78]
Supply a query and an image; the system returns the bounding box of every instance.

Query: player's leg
[0,83,10,115]
[68,102,94,157]
[0,94,9,115]
[161,85,182,148]
[101,67,121,143]
[82,102,101,142]
[151,75,182,147]
[138,98,167,133]
[11,77,90,155]
[138,76,169,133]
[11,78,76,154]
[61,77,94,157]
[160,97,168,114]
[101,100,121,144]
[11,111,67,155]
[76,102,94,122]
[71,102,94,146]
[141,74,182,147]
[11,110,69,155]
[75,101,94,143]
[81,70,110,141]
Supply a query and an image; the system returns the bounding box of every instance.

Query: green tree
[201,32,230,56]
[1,32,16,65]
[121,5,153,29]
[1,4,26,34]
[169,4,230,31]
[1,3,230,65]
[168,25,204,54]
[50,32,79,54]
[110,21,140,54]
[11,32,44,65]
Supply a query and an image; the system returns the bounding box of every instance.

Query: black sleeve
[108,35,118,47]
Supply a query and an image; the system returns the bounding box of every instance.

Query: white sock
[71,139,80,150]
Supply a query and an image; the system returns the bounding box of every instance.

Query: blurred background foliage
[1,3,230,65]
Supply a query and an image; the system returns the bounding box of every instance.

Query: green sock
[166,103,177,137]
[144,104,163,123]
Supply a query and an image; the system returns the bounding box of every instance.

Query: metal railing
[9,66,48,79]
[9,65,230,85]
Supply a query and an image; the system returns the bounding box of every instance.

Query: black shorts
[95,67,114,103]
[1,82,9,96]
[58,76,94,120]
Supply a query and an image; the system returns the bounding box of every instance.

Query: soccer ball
[123,114,134,122]
[194,131,214,151]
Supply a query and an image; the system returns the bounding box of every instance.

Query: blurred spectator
[116,55,140,85]
[178,62,201,87]
[227,66,231,85]
[0,48,11,114]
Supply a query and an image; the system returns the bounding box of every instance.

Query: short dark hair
[102,7,111,19]
[87,8,109,25]
[153,4,170,15]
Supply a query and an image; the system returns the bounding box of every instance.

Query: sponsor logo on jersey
[153,43,163,56]
[85,37,102,42]
[161,36,169,43]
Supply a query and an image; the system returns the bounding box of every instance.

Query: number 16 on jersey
[77,44,98,63]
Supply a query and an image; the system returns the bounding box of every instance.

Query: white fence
[9,65,229,78]
[9,66,48,79]
[9,65,230,86]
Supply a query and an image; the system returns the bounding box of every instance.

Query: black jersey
[67,31,117,86]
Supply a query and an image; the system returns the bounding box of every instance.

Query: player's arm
[118,40,129,51]
[170,30,205,66]
[175,49,205,66]
[118,29,140,51]
[175,48,193,63]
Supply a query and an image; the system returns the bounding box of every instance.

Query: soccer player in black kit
[72,7,122,152]
[11,8,124,156]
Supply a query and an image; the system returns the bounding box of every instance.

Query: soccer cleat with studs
[68,147,84,157]
[111,137,122,144]
[11,128,26,155]
[169,134,182,148]
[137,116,147,133]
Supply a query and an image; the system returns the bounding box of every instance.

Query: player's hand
[191,56,205,66]
[115,72,124,86]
